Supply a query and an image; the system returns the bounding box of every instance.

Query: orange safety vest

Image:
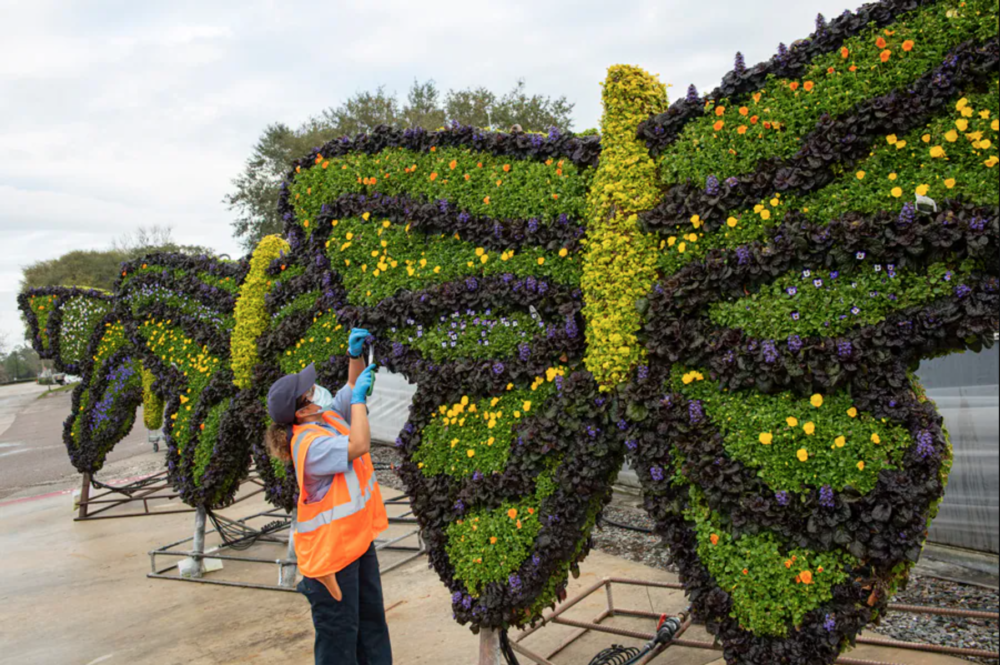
[292,411,388,579]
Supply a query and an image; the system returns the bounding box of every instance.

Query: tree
[2,344,42,382]
[226,79,576,251]
[20,226,213,293]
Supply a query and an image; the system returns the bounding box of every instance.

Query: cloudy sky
[0,0,854,347]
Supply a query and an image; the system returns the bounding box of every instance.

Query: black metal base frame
[511,578,1000,665]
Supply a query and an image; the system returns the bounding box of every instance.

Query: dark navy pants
[297,544,393,665]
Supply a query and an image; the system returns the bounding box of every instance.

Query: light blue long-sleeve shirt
[300,384,354,504]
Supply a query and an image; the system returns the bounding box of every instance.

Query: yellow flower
[916,184,930,196]
[847,407,858,418]
[857,461,866,471]
[945,129,959,143]
[537,257,545,266]
[811,394,824,408]
[930,145,946,159]
[835,436,846,448]
[678,242,687,254]
[760,433,774,445]
[797,449,809,462]
[992,119,999,132]
[467,450,476,458]
[956,118,969,132]
[856,171,866,180]
[886,134,898,145]
[786,417,799,428]
[727,217,739,228]
[871,434,881,444]
[523,401,532,413]
[892,187,903,198]
[945,179,956,189]
[760,209,772,221]
[559,248,569,258]
[480,254,489,264]
[803,422,816,436]
[956,97,969,111]
[475,247,485,257]
[888,173,898,181]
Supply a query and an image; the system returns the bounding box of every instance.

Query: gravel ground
[371,445,998,663]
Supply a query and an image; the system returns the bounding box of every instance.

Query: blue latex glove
[351,364,377,405]
[348,328,369,358]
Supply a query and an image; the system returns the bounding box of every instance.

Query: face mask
[311,384,336,412]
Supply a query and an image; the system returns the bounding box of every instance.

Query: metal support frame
[147,499,427,592]
[74,470,265,521]
[511,577,1000,665]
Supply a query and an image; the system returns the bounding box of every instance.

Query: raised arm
[346,328,370,388]
[347,363,377,461]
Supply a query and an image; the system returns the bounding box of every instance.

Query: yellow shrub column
[231,235,291,390]
[583,65,667,388]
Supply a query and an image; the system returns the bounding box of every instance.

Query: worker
[265,327,392,665]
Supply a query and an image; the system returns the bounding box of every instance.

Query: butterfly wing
[264,125,623,627]
[627,6,999,663]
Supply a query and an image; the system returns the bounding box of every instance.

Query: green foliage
[279,309,347,375]
[675,369,912,495]
[232,235,290,390]
[141,365,165,431]
[414,377,559,479]
[708,261,978,339]
[689,489,853,637]
[227,80,577,251]
[193,400,228,485]
[582,65,667,387]
[290,147,591,227]
[71,322,129,445]
[389,311,543,363]
[324,216,580,307]
[272,292,321,328]
[659,0,996,186]
[25,294,57,351]
[447,499,543,596]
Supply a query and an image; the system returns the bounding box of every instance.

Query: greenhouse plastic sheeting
[917,347,1000,554]
[364,348,1000,555]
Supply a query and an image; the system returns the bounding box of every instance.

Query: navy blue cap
[267,364,317,425]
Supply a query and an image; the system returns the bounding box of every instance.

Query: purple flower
[532,554,542,567]
[454,500,466,514]
[916,430,936,459]
[565,316,579,339]
[518,343,531,362]
[473,471,483,482]
[837,340,853,359]
[944,271,954,282]
[452,592,463,605]
[763,340,780,364]
[527,218,540,234]
[686,84,699,104]
[637,365,649,381]
[466,277,478,291]
[650,467,665,482]
[856,251,866,261]
[438,199,449,213]
[955,284,972,299]
[509,574,522,590]
[775,491,790,506]
[392,342,404,358]
[815,13,826,35]
[824,614,836,633]
[899,202,917,227]
[689,400,704,424]
[734,52,746,76]
[725,176,739,189]
[462,595,473,610]
[458,211,471,225]
[787,287,799,297]
[813,279,824,288]
[851,306,861,316]
[970,216,986,232]
[777,42,789,64]
[492,362,505,375]
[706,175,721,197]
[791,312,801,321]
[554,376,564,392]
[626,440,638,452]
[819,485,835,509]
[736,246,751,266]
[594,397,605,407]
[788,335,803,353]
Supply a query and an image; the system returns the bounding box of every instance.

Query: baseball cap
[267,364,317,425]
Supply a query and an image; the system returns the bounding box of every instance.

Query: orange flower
[739,107,749,116]
[503,164,511,172]
[763,121,773,130]
[804,81,814,92]
[750,115,759,125]
[552,194,559,200]
[850,65,858,72]
[785,560,793,569]
[715,106,726,117]
[713,120,725,132]
[841,47,850,59]
[464,174,471,181]
[753,92,762,103]
[449,160,458,170]
[789,81,800,91]
[483,196,490,205]
[710,534,720,546]
[881,49,892,63]
[738,126,748,135]
[876,36,887,49]
[817,566,825,573]
[430,146,437,152]
[322,161,330,169]
[828,67,835,74]
[527,508,535,515]
[516,520,522,529]
[490,537,498,544]
[430,173,438,181]
[477,162,483,168]
[742,569,749,576]
[508,509,518,520]
[800,570,814,585]
[902,40,914,52]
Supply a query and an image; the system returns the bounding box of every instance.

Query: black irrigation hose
[589,646,643,665]
[500,630,521,665]
[600,516,656,535]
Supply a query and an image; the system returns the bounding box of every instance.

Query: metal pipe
[887,603,999,620]
[190,507,207,578]
[146,574,299,593]
[545,611,611,661]
[605,582,615,618]
[279,508,297,588]
[551,617,654,642]
[479,629,500,665]
[510,641,557,665]
[856,635,999,659]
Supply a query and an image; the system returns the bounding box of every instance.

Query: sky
[0,0,856,348]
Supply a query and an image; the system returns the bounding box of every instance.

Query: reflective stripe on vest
[296,471,377,534]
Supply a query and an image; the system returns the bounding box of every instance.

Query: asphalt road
[0,383,156,502]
